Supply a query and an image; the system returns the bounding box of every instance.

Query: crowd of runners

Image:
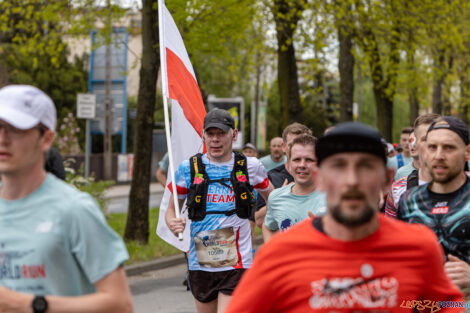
[1,84,470,313]
[165,107,470,312]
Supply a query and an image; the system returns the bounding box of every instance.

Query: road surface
[129,263,196,313]
[107,192,164,213]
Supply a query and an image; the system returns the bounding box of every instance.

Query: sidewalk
[104,182,164,199]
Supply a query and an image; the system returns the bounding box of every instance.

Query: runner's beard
[330,199,375,227]
[430,165,461,184]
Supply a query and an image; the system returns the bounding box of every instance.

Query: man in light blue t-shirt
[387,127,413,173]
[394,132,418,180]
[0,85,132,313]
[263,134,326,242]
[259,137,286,172]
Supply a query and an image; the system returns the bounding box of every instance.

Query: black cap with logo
[316,122,386,165]
[203,108,235,132]
[427,116,469,145]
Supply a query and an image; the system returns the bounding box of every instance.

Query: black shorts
[188,269,246,303]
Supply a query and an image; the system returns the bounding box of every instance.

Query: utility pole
[103,0,113,180]
[253,51,261,147]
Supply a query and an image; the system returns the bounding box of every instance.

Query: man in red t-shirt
[226,122,463,313]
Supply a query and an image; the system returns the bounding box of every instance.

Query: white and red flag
[156,0,206,251]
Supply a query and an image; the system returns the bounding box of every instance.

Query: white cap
[0,85,56,131]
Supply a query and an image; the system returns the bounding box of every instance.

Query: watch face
[33,296,48,313]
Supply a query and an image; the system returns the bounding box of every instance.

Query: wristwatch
[32,295,48,313]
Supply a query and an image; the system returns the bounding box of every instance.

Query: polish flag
[156,0,206,251]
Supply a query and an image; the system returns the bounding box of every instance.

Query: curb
[125,235,264,276]
[125,253,186,276]
[104,183,164,200]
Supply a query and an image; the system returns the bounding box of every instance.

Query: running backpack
[186,152,256,221]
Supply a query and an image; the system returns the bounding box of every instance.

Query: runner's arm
[445,255,470,301]
[0,266,133,313]
[421,230,464,310]
[156,167,167,186]
[262,222,277,242]
[254,206,267,228]
[165,196,186,236]
[262,197,279,242]
[256,181,273,202]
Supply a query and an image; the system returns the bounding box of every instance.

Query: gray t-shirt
[259,155,286,172]
[0,174,128,295]
[394,161,417,180]
[265,184,326,231]
[387,154,413,173]
[158,153,169,172]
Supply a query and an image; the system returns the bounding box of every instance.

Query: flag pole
[159,0,183,241]
[162,98,183,241]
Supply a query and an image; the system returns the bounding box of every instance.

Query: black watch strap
[32,295,48,313]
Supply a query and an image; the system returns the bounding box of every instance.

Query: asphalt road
[107,192,164,213]
[128,263,196,313]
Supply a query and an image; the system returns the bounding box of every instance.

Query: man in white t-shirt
[166,108,272,313]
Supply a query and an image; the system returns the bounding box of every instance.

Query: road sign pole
[77,93,96,178]
[85,119,91,178]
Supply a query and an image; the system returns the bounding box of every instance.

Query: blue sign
[88,28,128,153]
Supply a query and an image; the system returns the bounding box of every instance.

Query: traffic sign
[77,93,96,119]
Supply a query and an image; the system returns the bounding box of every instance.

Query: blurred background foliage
[1,0,469,147]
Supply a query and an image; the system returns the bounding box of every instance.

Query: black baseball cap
[203,108,235,132]
[315,122,386,165]
[426,116,469,145]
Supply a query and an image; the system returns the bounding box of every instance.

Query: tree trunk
[460,58,470,124]
[338,24,355,122]
[406,50,419,125]
[363,27,393,140]
[124,0,159,244]
[354,0,400,140]
[461,72,470,124]
[432,53,454,115]
[375,91,394,142]
[461,41,470,124]
[432,83,443,115]
[273,0,303,125]
[0,61,8,87]
[409,89,419,126]
[432,52,446,114]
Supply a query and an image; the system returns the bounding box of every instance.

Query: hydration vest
[186,152,256,221]
[396,153,404,168]
[406,169,419,190]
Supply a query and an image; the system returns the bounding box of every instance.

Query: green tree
[0,0,90,119]
[352,0,401,140]
[166,0,259,97]
[0,0,126,134]
[124,0,159,244]
[334,0,355,122]
[271,0,304,125]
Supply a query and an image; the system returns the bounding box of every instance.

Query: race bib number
[194,228,239,268]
